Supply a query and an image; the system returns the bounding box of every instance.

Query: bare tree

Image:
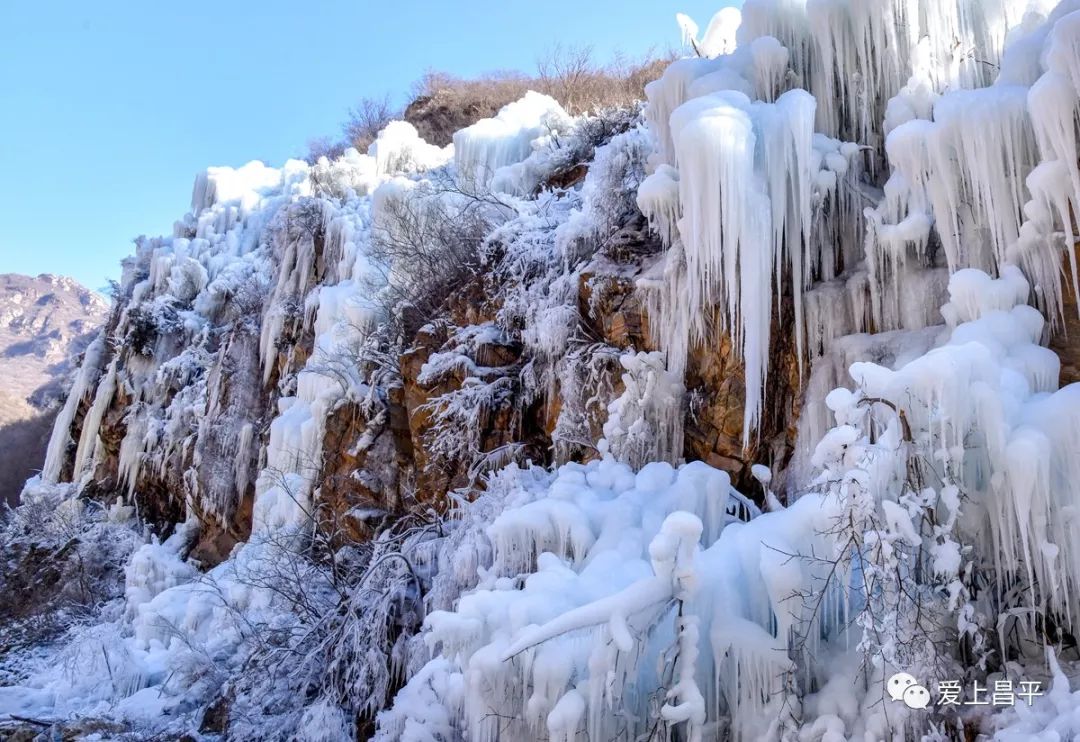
[536,43,596,114]
[304,136,348,164]
[343,95,398,152]
[369,178,499,339]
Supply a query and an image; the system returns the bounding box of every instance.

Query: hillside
[0,273,108,505]
[4,2,1080,740]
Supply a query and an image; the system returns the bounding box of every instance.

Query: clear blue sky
[0,0,729,292]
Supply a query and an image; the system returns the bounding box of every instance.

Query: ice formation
[383,2,1080,738]
[3,122,453,731]
[369,120,453,176]
[41,333,107,483]
[412,458,784,741]
[639,78,851,440]
[598,350,685,467]
[453,91,572,192]
[381,264,1080,740]
[638,0,1080,446]
[678,7,743,58]
[12,1,1080,739]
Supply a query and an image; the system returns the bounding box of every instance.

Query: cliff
[7,3,1080,740]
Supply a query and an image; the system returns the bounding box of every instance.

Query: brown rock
[1051,240,1080,385]
[200,692,231,734]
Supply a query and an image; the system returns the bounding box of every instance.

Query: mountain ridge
[0,272,109,504]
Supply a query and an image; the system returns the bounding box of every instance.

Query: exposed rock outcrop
[404,86,529,147]
[1052,242,1080,386]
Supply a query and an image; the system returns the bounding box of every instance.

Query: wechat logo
[888,672,931,710]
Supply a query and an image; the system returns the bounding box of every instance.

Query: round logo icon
[902,684,931,710]
[887,672,917,702]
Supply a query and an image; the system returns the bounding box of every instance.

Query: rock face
[404,87,526,147]
[40,163,808,563]
[579,255,803,493]
[0,274,109,505]
[20,101,1080,742]
[69,276,278,567]
[1051,242,1080,386]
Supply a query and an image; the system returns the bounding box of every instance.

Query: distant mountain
[0,273,109,504]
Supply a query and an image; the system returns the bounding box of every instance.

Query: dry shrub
[307,47,671,157]
[406,47,670,145]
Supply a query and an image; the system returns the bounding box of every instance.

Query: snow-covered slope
[0,273,108,504]
[6,2,1080,740]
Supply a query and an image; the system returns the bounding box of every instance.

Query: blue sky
[0,0,728,291]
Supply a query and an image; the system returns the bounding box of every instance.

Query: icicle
[644,57,729,165]
[234,422,254,497]
[636,165,681,248]
[1024,11,1080,316]
[71,358,118,483]
[42,334,106,484]
[640,87,815,442]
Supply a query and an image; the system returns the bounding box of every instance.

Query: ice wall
[453,91,572,193]
[18,1,1080,737]
[385,259,1080,740]
[638,0,1080,449]
[11,124,461,724]
[639,74,858,442]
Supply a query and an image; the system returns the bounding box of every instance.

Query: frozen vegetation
[6,1,1080,740]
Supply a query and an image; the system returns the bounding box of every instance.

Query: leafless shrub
[403,70,534,145]
[403,49,669,146]
[183,458,444,738]
[304,95,400,164]
[123,301,184,357]
[419,376,519,477]
[537,45,672,114]
[0,491,142,666]
[369,179,498,340]
[536,43,597,113]
[305,136,348,164]
[344,95,399,151]
[305,49,669,160]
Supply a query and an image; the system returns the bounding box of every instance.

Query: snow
[453,91,572,192]
[412,457,772,740]
[191,160,287,217]
[16,2,1080,738]
[368,120,452,176]
[123,525,197,610]
[390,225,1080,742]
[396,453,850,740]
[993,650,1080,740]
[1,125,442,734]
